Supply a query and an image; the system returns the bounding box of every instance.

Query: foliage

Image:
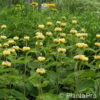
[54,0,100,12]
[0,3,100,100]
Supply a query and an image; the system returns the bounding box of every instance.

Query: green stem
[74,61,79,93]
[38,78,43,100]
[24,53,28,96]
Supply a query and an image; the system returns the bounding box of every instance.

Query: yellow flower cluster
[59,33,66,37]
[35,32,42,35]
[38,25,45,29]
[46,3,56,7]
[74,55,89,61]
[60,23,67,27]
[72,20,77,24]
[0,35,7,39]
[0,25,7,29]
[3,43,9,47]
[35,32,45,39]
[8,48,16,53]
[8,40,15,45]
[2,61,11,67]
[0,44,2,47]
[53,38,66,43]
[46,22,53,26]
[54,27,62,32]
[57,48,66,53]
[22,47,30,52]
[13,46,20,50]
[96,34,100,38]
[94,42,100,47]
[46,32,53,36]
[2,47,17,56]
[36,68,46,74]
[70,29,77,34]
[24,36,30,41]
[56,21,66,26]
[31,2,38,5]
[2,39,15,46]
[94,56,100,60]
[76,43,88,48]
[37,57,46,62]
[3,50,11,56]
[13,36,19,41]
[75,33,88,37]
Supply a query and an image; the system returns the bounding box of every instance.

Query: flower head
[3,43,9,47]
[22,47,30,52]
[36,34,45,40]
[0,44,2,47]
[46,32,53,36]
[96,34,100,38]
[94,56,100,60]
[3,50,11,56]
[94,42,100,47]
[8,40,15,44]
[46,22,53,26]
[2,61,11,67]
[13,46,20,50]
[35,32,42,35]
[59,38,66,43]
[37,57,46,62]
[8,48,16,53]
[54,27,62,32]
[75,33,88,37]
[38,25,45,29]
[46,3,56,7]
[13,36,19,41]
[73,55,89,61]
[76,43,88,48]
[0,35,7,39]
[57,48,66,53]
[36,68,46,74]
[70,29,77,34]
[59,33,66,37]
[1,25,7,29]
[24,36,30,41]
[72,20,77,24]
[53,38,66,43]
[31,2,38,5]
[60,23,67,27]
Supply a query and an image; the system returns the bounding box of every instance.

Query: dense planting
[0,1,100,100]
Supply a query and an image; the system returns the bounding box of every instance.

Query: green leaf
[77,79,95,92]
[0,89,28,100]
